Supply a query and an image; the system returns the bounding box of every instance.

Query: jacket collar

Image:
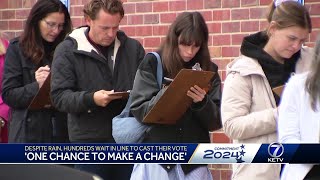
[69,26,121,59]
[227,45,312,77]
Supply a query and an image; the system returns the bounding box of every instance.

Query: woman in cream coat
[221,1,312,179]
[279,35,320,180]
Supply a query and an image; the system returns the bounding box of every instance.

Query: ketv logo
[267,142,284,163]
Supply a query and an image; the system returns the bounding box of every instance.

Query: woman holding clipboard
[2,0,72,143]
[129,12,222,180]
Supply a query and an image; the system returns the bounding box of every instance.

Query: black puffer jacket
[51,27,145,142]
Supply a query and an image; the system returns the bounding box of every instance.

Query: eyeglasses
[42,19,64,31]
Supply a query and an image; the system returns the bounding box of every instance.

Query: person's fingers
[188,87,205,103]
[192,85,206,94]
[190,87,205,99]
[38,66,50,72]
[187,90,199,102]
[35,70,49,79]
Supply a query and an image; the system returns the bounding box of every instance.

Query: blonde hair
[266,1,311,33]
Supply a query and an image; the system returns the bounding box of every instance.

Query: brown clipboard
[143,69,215,125]
[28,73,52,110]
[272,85,285,97]
[109,91,130,99]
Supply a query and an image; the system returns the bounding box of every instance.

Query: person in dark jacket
[129,12,222,180]
[50,0,145,179]
[1,0,72,143]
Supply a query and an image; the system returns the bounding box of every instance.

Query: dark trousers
[304,165,320,180]
[74,164,133,180]
[52,112,69,143]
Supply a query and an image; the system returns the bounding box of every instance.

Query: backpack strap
[120,52,163,115]
[147,52,163,88]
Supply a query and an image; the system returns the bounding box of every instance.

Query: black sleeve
[50,42,97,113]
[130,53,166,123]
[190,70,222,131]
[1,42,39,108]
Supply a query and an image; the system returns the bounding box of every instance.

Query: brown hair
[83,0,124,20]
[306,35,320,111]
[160,12,212,78]
[266,1,311,33]
[20,0,72,65]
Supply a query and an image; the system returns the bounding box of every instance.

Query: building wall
[1,0,320,179]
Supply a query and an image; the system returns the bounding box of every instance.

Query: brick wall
[1,0,320,179]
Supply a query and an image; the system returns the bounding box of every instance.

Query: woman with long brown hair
[129,11,222,179]
[2,0,72,143]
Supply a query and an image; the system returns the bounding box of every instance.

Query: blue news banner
[0,143,319,164]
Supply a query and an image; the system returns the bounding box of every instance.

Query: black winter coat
[51,27,145,142]
[2,38,67,143]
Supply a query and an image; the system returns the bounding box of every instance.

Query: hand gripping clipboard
[109,91,130,99]
[28,73,53,110]
[143,69,215,125]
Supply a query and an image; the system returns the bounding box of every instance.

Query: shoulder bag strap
[147,52,163,88]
